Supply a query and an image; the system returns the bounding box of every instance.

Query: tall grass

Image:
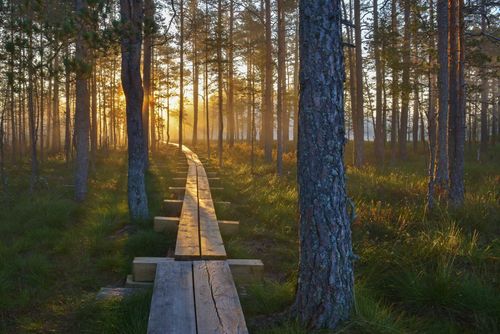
[201,142,499,333]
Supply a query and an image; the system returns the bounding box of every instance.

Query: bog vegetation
[0,0,498,333]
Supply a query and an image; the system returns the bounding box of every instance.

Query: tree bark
[217,0,223,166]
[448,0,465,206]
[179,0,185,151]
[292,0,354,329]
[373,0,384,163]
[263,0,273,162]
[120,0,149,219]
[227,0,235,147]
[399,0,411,159]
[435,0,449,192]
[353,0,364,166]
[390,0,399,162]
[143,0,154,159]
[74,0,90,201]
[277,0,285,175]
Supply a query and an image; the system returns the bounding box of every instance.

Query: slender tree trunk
[293,0,354,329]
[143,0,154,161]
[264,0,273,162]
[217,0,223,166]
[448,0,465,206]
[120,0,149,219]
[277,0,285,175]
[52,51,61,153]
[353,0,364,166]
[413,70,420,152]
[64,44,71,163]
[479,0,488,155]
[151,41,157,153]
[373,0,384,163]
[179,0,184,151]
[227,0,235,147]
[398,0,411,159]
[192,0,199,147]
[74,0,90,201]
[205,0,210,158]
[390,0,399,162]
[434,0,449,193]
[91,57,97,166]
[492,78,498,145]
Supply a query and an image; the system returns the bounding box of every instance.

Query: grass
[199,142,499,333]
[0,149,176,333]
[0,142,498,333]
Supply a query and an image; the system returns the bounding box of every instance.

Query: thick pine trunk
[448,0,465,206]
[435,0,449,192]
[293,0,354,329]
[74,0,90,201]
[120,0,149,220]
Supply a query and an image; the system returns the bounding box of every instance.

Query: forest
[0,0,498,333]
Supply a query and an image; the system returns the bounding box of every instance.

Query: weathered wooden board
[199,198,226,260]
[193,261,248,334]
[175,176,200,259]
[147,261,197,334]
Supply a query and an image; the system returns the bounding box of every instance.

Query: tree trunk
[263,0,273,162]
[292,0,354,329]
[217,0,223,167]
[91,57,97,166]
[143,0,154,160]
[373,0,384,163]
[448,0,465,206]
[353,0,364,166]
[227,0,235,147]
[434,0,449,192]
[492,78,498,145]
[64,44,71,164]
[277,0,285,175]
[74,0,90,201]
[52,51,61,153]
[179,0,185,151]
[398,0,411,159]
[390,0,399,162]
[120,0,149,219]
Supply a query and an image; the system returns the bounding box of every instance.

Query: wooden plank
[199,198,226,259]
[147,261,197,334]
[193,261,248,334]
[175,168,200,259]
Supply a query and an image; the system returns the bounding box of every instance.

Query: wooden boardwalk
[146,145,251,334]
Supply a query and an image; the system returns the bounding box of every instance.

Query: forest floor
[0,143,498,333]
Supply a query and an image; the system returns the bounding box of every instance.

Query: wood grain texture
[147,261,197,334]
[193,261,248,334]
[199,198,226,259]
[175,167,200,259]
